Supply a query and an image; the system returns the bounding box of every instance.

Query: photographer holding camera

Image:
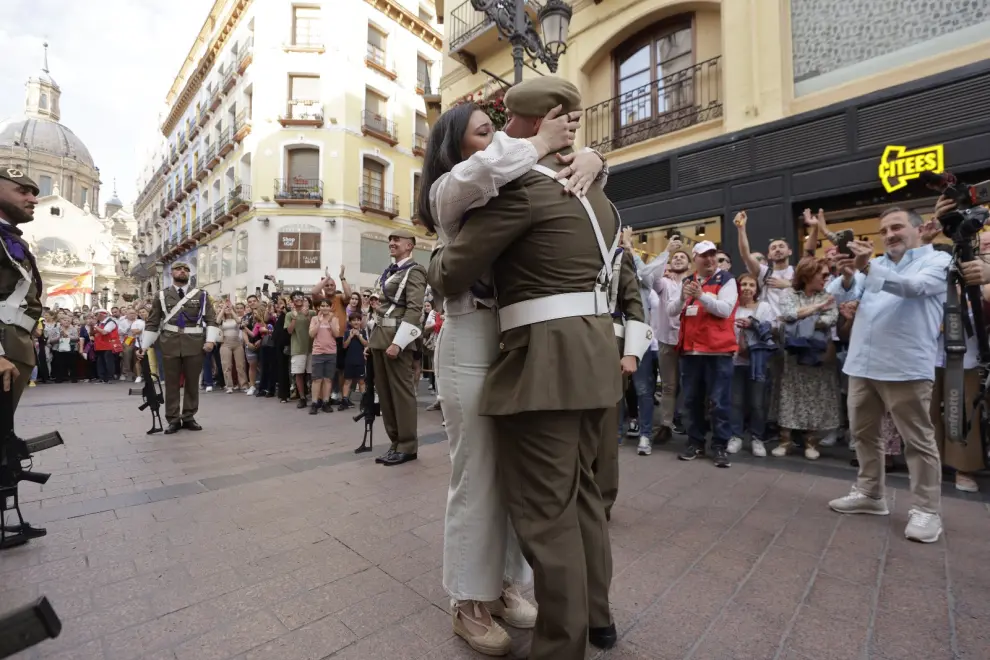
[825,206,950,544]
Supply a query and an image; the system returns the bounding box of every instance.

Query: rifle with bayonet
[0,386,62,550]
[129,340,164,434]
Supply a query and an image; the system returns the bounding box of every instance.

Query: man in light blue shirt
[825,206,949,544]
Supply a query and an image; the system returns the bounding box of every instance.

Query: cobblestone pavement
[2,382,989,660]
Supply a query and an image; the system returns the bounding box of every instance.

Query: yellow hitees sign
[879,144,944,193]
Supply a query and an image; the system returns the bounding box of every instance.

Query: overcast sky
[0,0,206,206]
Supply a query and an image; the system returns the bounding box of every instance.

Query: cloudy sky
[0,0,206,206]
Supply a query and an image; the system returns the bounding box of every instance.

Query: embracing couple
[420,77,624,659]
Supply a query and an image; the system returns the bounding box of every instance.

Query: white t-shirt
[757,263,795,322]
[733,301,774,367]
[129,319,145,335]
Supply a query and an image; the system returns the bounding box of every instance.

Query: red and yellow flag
[47,270,94,296]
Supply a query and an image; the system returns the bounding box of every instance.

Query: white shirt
[129,319,145,335]
[733,302,774,366]
[632,251,682,346]
[667,271,738,319]
[647,289,660,351]
[117,317,132,336]
[757,263,795,323]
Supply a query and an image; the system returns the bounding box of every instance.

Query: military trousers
[162,353,204,424]
[10,358,32,411]
[493,409,613,660]
[598,373,629,520]
[371,348,418,454]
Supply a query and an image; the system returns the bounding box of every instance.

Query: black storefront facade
[604,58,990,267]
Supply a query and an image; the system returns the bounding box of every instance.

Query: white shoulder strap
[383,269,412,318]
[161,287,200,326]
[530,164,613,272]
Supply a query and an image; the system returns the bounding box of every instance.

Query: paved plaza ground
[2,381,989,660]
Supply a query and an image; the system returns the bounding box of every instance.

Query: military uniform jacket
[0,222,42,366]
[144,286,220,357]
[613,249,646,352]
[431,151,622,416]
[369,258,428,352]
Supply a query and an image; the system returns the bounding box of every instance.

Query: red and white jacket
[671,269,739,355]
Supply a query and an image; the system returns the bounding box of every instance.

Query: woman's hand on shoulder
[554,149,603,197]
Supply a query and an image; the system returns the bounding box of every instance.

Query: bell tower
[24,42,61,122]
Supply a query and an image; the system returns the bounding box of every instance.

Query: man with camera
[825,207,950,543]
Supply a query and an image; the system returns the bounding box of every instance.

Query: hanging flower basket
[455,91,508,131]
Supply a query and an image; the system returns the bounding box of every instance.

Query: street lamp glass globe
[538,0,572,57]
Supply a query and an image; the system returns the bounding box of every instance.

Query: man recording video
[825,205,950,544]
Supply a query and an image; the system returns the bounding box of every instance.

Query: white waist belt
[613,322,625,338]
[163,324,203,334]
[0,305,38,333]
[377,317,398,328]
[498,291,608,332]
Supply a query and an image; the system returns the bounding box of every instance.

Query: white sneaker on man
[245,386,256,396]
[205,386,213,393]
[828,488,889,516]
[751,439,767,457]
[726,437,743,454]
[225,387,234,394]
[637,436,652,456]
[905,508,943,543]
[134,376,143,384]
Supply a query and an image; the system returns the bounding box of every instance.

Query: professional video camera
[920,170,990,446]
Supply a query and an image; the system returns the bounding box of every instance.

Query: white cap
[692,240,717,255]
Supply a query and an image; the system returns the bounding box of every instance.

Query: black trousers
[95,350,115,382]
[51,351,76,382]
[259,345,277,394]
[276,349,291,400]
[35,344,50,382]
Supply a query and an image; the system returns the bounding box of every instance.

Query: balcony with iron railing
[365,43,397,80]
[169,145,179,165]
[166,188,177,210]
[178,131,188,153]
[196,155,210,181]
[237,36,254,74]
[359,186,399,218]
[162,156,172,174]
[278,100,324,127]
[221,65,237,94]
[416,68,434,96]
[208,88,222,112]
[183,170,196,192]
[234,109,252,142]
[274,178,323,206]
[189,116,201,140]
[175,184,187,203]
[214,198,231,223]
[217,126,235,158]
[204,143,219,170]
[447,0,538,64]
[413,132,427,157]
[159,200,167,218]
[584,56,723,155]
[195,209,212,235]
[227,183,251,216]
[361,110,398,146]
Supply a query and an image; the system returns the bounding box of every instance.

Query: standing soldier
[0,168,47,545]
[369,229,427,466]
[137,262,219,434]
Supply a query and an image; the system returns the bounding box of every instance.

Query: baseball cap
[692,240,717,256]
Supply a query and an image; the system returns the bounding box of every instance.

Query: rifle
[0,386,62,551]
[352,352,380,454]
[0,597,62,658]
[128,341,164,434]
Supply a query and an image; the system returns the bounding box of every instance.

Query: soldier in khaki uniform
[597,242,650,520]
[138,262,219,433]
[431,78,625,660]
[0,168,47,545]
[369,228,427,466]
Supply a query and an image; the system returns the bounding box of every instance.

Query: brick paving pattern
[2,383,989,659]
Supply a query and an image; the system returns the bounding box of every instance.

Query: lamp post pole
[509,0,527,84]
[470,0,573,85]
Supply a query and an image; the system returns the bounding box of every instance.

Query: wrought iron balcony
[189,117,201,139]
[196,156,209,181]
[222,66,237,94]
[196,209,212,235]
[217,126,235,158]
[234,109,252,142]
[204,143,219,170]
[213,199,231,223]
[169,146,179,165]
[413,132,427,157]
[447,0,493,51]
[237,36,254,74]
[584,56,723,154]
[274,178,323,206]
[183,170,196,192]
[178,131,188,153]
[159,200,167,218]
[166,188,177,210]
[365,43,396,80]
[227,183,251,216]
[361,110,398,145]
[208,89,222,113]
[278,100,324,127]
[175,185,187,203]
[359,186,399,218]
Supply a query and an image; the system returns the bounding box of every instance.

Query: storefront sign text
[879,144,944,193]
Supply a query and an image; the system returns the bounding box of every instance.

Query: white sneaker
[245,386,256,395]
[828,488,889,516]
[804,446,820,460]
[134,376,143,384]
[771,444,789,457]
[819,430,839,447]
[751,439,767,457]
[905,508,943,543]
[225,387,234,394]
[205,386,213,393]
[727,437,743,454]
[637,435,652,456]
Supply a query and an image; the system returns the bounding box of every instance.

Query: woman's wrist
[526,136,550,160]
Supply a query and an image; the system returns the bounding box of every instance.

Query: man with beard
[137,262,220,434]
[369,228,427,466]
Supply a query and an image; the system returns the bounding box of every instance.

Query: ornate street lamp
[470,0,573,83]
[119,255,130,273]
[101,286,110,308]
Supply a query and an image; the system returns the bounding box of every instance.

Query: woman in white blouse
[419,101,607,656]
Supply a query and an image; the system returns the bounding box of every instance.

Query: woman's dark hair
[417,102,480,233]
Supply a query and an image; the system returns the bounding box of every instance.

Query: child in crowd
[340,313,368,410]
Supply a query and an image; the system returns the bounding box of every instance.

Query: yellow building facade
[132,0,443,299]
[437,0,990,261]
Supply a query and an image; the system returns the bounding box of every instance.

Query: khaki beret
[388,228,416,243]
[0,166,40,196]
[171,261,191,271]
[504,77,582,117]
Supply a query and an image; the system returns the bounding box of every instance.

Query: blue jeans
[730,364,767,440]
[680,354,734,449]
[620,349,658,438]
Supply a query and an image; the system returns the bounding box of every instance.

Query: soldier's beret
[504,77,582,117]
[0,167,40,196]
[388,228,416,244]
[171,261,191,271]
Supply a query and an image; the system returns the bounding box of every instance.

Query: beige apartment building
[436,0,990,261]
[132,0,444,299]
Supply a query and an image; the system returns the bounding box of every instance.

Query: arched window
[39,93,48,110]
[614,17,694,127]
[235,231,248,274]
[221,245,233,277]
